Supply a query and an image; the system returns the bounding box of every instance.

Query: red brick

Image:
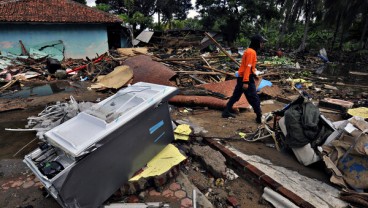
[126,195,139,203]
[162,189,174,198]
[260,175,282,190]
[277,186,305,206]
[180,197,193,207]
[237,172,262,186]
[174,190,186,199]
[204,138,225,151]
[245,164,265,178]
[148,189,161,197]
[227,196,240,207]
[300,201,316,208]
[233,156,250,167]
[169,182,181,191]
[220,147,238,159]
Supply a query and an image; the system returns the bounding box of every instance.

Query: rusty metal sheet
[124,55,176,86]
[259,85,282,98]
[169,95,250,110]
[170,80,252,110]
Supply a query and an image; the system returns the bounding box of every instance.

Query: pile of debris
[2,31,368,207]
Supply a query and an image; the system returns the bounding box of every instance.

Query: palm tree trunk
[360,12,368,49]
[158,12,161,26]
[298,16,310,51]
[277,0,294,48]
[331,13,341,50]
[294,0,311,53]
[278,11,291,48]
[338,25,345,50]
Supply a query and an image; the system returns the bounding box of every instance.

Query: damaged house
[0,0,125,59]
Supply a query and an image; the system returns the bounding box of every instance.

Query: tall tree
[276,0,294,48]
[95,0,156,34]
[196,0,278,47]
[156,0,192,28]
[323,0,364,50]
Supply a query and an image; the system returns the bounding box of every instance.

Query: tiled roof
[0,0,122,23]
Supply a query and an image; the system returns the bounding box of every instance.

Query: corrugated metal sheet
[259,85,282,98]
[135,31,154,43]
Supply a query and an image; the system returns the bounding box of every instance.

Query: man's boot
[256,112,262,124]
[222,109,236,118]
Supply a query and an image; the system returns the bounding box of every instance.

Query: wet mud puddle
[0,82,77,99]
[0,108,43,160]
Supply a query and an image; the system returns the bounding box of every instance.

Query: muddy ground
[0,83,342,208]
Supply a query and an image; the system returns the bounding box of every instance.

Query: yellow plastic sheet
[348,107,368,119]
[174,124,192,141]
[129,144,186,181]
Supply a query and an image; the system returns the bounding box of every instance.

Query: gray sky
[86,0,95,6]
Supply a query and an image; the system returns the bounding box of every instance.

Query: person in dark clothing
[222,34,267,124]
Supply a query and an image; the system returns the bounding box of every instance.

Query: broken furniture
[279,115,335,166]
[23,82,178,208]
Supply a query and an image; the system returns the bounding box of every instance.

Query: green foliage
[262,56,295,66]
[156,0,192,21]
[258,19,282,47]
[119,12,154,30]
[234,33,250,48]
[95,0,368,52]
[196,0,278,46]
[95,3,111,12]
[153,18,203,31]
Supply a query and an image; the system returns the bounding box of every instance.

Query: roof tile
[0,0,122,23]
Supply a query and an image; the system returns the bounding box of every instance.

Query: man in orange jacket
[222,34,267,123]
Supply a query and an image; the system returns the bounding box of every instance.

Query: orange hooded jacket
[237,48,257,82]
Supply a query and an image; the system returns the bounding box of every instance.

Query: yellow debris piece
[348,107,368,119]
[238,132,247,139]
[129,144,186,181]
[286,78,313,88]
[215,178,224,187]
[174,124,192,141]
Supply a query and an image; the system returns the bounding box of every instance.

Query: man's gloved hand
[242,83,249,90]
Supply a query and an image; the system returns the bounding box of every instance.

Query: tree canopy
[93,0,368,51]
[73,0,87,4]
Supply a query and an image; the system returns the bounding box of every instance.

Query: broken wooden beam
[204,32,240,66]
[0,78,20,93]
[167,60,235,77]
[175,71,222,75]
[155,55,237,62]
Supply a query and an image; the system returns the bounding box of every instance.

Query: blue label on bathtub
[149,120,164,134]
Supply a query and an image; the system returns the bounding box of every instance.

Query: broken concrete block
[323,84,338,90]
[319,98,354,112]
[191,145,227,178]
